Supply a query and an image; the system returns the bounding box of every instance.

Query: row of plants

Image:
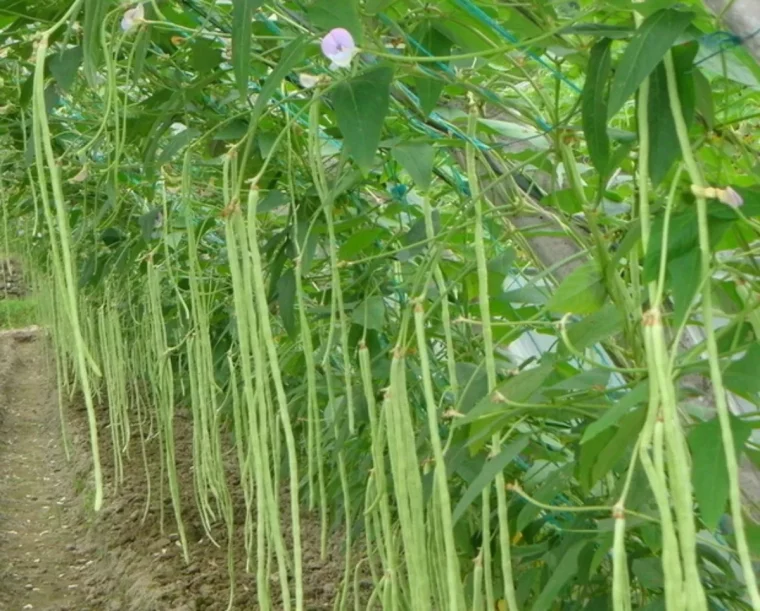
[2,0,760,608]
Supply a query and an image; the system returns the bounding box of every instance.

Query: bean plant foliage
[2,0,760,608]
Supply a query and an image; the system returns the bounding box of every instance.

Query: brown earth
[0,327,358,610]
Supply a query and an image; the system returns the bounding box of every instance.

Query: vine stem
[663,50,760,608]
[466,93,519,611]
[631,5,690,606]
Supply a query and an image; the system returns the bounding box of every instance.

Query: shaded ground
[0,327,89,611]
[0,327,354,610]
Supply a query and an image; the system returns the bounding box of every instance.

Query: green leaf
[190,38,222,74]
[392,142,435,191]
[413,22,453,116]
[306,0,363,43]
[746,521,760,557]
[278,269,297,338]
[231,0,265,98]
[644,209,734,282]
[331,66,394,172]
[451,436,529,525]
[295,220,319,275]
[669,249,700,328]
[416,76,446,118]
[455,363,489,412]
[339,227,384,259]
[503,286,550,306]
[477,119,550,150]
[547,262,607,315]
[531,540,588,611]
[215,120,249,141]
[578,405,646,492]
[723,344,760,397]
[693,68,714,130]
[605,0,682,16]
[581,381,649,444]
[457,363,555,425]
[561,23,633,38]
[365,0,395,14]
[543,187,584,215]
[83,0,109,87]
[688,414,753,530]
[132,26,152,83]
[516,464,574,532]
[582,38,612,176]
[487,248,516,275]
[590,534,614,575]
[0,15,17,30]
[48,46,83,93]
[720,187,760,218]
[632,557,664,589]
[257,190,288,214]
[157,128,200,166]
[252,36,307,126]
[351,296,386,331]
[549,368,610,392]
[561,302,624,356]
[647,41,698,185]
[697,41,760,88]
[607,8,695,118]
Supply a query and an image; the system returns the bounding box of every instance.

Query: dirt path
[0,328,90,611]
[0,326,354,611]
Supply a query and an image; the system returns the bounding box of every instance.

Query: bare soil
[0,327,90,611]
[0,328,353,610]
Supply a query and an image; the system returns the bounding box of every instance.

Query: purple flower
[121,4,144,32]
[321,28,356,69]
